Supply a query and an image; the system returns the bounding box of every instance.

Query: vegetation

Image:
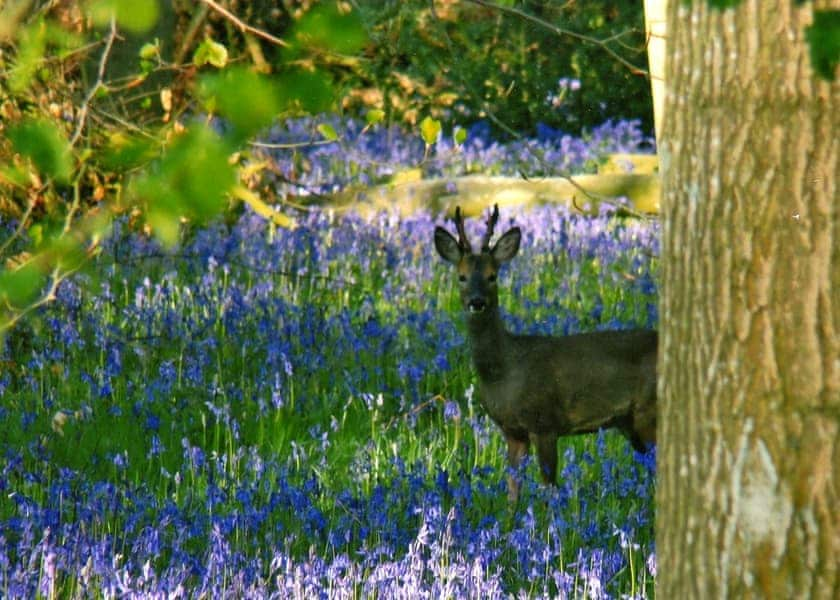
[1,1,667,596]
[1,195,659,596]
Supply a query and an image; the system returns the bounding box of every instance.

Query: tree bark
[657,0,839,598]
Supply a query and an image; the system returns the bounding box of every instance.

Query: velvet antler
[453,206,472,252]
[480,204,500,252]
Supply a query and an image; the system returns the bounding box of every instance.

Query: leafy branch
[462,0,648,77]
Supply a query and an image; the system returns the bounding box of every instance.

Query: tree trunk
[643,0,668,142]
[657,0,839,597]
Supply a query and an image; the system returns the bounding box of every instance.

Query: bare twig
[0,197,36,259]
[463,0,647,77]
[70,16,118,147]
[63,168,85,235]
[200,0,289,48]
[250,139,337,150]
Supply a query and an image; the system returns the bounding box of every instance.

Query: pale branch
[63,169,84,235]
[462,0,648,77]
[200,0,289,48]
[70,16,118,147]
[1,266,74,335]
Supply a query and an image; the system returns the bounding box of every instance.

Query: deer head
[434,205,521,315]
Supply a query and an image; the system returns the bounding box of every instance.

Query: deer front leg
[505,434,529,504]
[533,433,559,485]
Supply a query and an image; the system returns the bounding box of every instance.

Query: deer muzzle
[467,298,487,313]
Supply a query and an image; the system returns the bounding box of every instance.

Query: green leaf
[29,224,44,248]
[139,41,159,60]
[365,109,385,126]
[453,126,467,146]
[130,125,236,246]
[806,10,840,81]
[8,118,73,183]
[292,4,367,55]
[419,117,441,145]
[0,263,44,309]
[199,67,281,140]
[193,37,228,68]
[44,236,87,272]
[317,123,338,141]
[89,0,159,33]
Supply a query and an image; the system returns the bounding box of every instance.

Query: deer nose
[467,298,487,313]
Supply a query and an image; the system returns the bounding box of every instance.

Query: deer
[434,204,657,503]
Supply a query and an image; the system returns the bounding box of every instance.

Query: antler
[480,204,499,252]
[453,206,472,252]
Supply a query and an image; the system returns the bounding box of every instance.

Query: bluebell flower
[443,400,460,422]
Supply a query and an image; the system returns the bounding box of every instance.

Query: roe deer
[434,205,657,503]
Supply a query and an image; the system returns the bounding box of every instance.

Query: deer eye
[487,274,497,283]
[458,274,467,282]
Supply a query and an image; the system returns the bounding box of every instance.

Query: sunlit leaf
[806,10,840,81]
[366,109,385,126]
[420,117,441,145]
[193,37,228,68]
[199,67,281,140]
[139,41,159,60]
[8,119,73,183]
[89,0,159,33]
[145,207,180,247]
[29,224,44,248]
[317,123,338,141]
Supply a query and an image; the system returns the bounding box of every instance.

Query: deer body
[435,206,656,503]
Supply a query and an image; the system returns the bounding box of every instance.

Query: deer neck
[466,308,511,383]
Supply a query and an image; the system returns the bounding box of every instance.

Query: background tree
[354,0,653,135]
[657,0,839,596]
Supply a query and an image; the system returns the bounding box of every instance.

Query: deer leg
[505,434,529,504]
[533,433,559,485]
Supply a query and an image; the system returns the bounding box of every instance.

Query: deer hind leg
[532,433,559,485]
[630,390,657,451]
[505,433,529,504]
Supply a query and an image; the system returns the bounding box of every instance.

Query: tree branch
[200,0,289,48]
[462,0,648,77]
[70,16,118,147]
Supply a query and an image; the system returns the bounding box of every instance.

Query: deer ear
[434,227,463,264]
[491,227,521,263]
